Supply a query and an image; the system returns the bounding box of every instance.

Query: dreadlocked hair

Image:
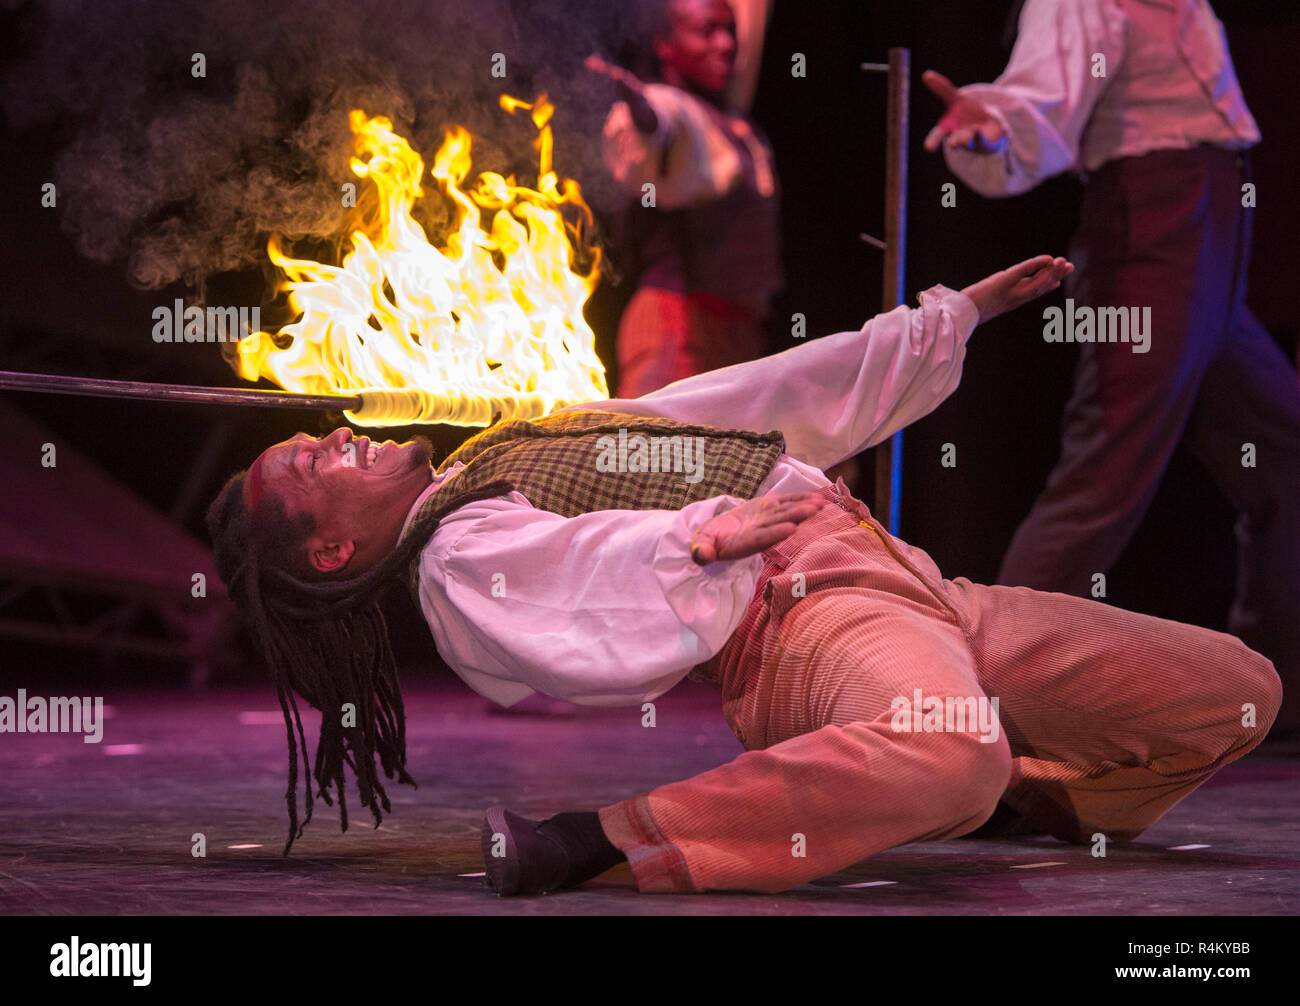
[205,470,515,855]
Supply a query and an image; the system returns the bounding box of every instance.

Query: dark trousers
[998,146,1300,728]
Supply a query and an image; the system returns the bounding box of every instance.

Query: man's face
[657,0,737,95]
[246,427,433,576]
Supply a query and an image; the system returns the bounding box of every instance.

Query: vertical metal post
[874,47,909,535]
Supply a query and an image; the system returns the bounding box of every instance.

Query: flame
[236,94,607,427]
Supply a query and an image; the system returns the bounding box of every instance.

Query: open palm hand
[691,492,824,565]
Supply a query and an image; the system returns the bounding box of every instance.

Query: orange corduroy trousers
[598,481,1282,893]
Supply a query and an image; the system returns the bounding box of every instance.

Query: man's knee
[923,730,1014,830]
[1199,632,1280,722]
[1171,633,1282,760]
[1229,642,1283,742]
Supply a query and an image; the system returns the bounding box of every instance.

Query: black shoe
[482,807,572,896]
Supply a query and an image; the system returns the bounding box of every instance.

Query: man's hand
[961,255,1074,325]
[585,54,645,96]
[691,492,823,565]
[585,54,659,134]
[922,70,1007,154]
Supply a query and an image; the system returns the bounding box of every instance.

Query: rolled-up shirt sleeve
[417,491,762,707]
[943,0,1126,196]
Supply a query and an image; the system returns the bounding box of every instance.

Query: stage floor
[2,681,1296,915]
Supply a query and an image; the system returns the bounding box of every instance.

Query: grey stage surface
[1,681,1296,915]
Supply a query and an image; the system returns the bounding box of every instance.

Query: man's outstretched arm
[921,0,1126,197]
[565,255,1070,473]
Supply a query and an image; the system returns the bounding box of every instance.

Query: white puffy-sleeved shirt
[404,286,980,707]
[943,0,1260,198]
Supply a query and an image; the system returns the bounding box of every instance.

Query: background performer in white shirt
[923,0,1300,731]
[590,0,782,400]
[206,254,1280,895]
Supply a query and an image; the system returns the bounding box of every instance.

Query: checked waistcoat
[403,409,786,600]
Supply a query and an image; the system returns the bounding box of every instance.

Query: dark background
[2,0,1296,684]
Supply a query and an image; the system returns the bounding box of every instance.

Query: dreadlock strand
[284,682,316,834]
[248,561,309,856]
[275,681,301,857]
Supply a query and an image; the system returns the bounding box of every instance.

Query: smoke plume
[3,0,638,292]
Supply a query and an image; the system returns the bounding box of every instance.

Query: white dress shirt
[944,0,1260,197]
[404,286,980,707]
